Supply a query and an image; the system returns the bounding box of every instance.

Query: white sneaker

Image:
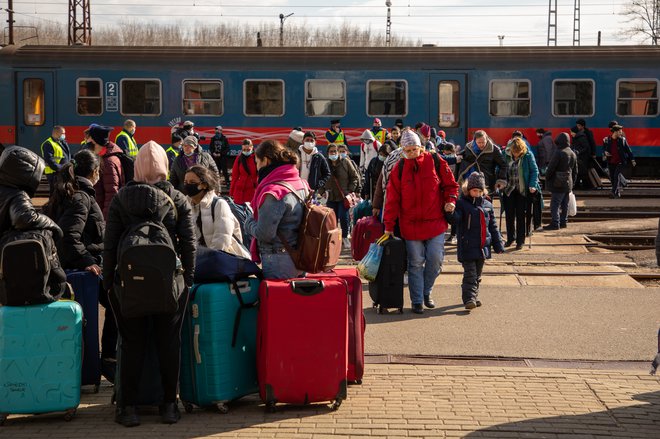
[343,239,351,250]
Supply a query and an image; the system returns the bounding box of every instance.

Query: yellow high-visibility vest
[116,130,138,158]
[41,137,64,175]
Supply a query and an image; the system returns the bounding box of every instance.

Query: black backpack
[211,195,254,250]
[0,228,67,305]
[108,151,135,186]
[115,194,182,318]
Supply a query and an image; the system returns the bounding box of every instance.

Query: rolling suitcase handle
[290,280,325,295]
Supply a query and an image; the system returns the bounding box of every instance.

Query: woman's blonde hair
[509,137,528,156]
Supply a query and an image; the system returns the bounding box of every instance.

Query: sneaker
[115,406,140,428]
[412,304,424,314]
[465,301,477,310]
[515,244,524,251]
[423,297,436,309]
[542,224,559,231]
[534,226,544,232]
[476,300,482,307]
[342,239,351,250]
[504,240,514,247]
[159,402,181,424]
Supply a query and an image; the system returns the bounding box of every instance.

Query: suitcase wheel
[372,302,378,309]
[377,306,384,314]
[0,414,7,426]
[398,308,404,314]
[216,402,229,414]
[356,379,363,385]
[63,408,76,422]
[330,399,342,411]
[265,401,277,413]
[183,403,194,414]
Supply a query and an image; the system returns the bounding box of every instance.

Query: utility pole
[385,0,392,47]
[497,35,505,46]
[68,0,91,45]
[573,0,581,46]
[279,12,293,47]
[547,0,557,46]
[6,0,14,45]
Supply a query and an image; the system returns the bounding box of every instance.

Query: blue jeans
[327,200,349,239]
[405,233,445,306]
[550,192,569,227]
[261,252,302,280]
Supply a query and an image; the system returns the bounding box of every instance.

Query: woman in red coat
[230,139,258,203]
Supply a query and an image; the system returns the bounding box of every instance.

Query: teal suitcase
[0,301,83,425]
[180,279,259,413]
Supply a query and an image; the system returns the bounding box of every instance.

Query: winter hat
[437,130,446,139]
[183,120,194,129]
[420,124,431,138]
[394,118,404,129]
[134,141,169,185]
[373,118,382,125]
[555,132,570,149]
[608,120,619,129]
[183,135,199,147]
[289,129,304,143]
[467,172,486,191]
[360,129,375,141]
[89,125,113,146]
[400,130,421,147]
[330,119,341,125]
[215,125,223,130]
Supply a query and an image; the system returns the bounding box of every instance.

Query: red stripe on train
[471,127,660,148]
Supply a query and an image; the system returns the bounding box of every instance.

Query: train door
[429,73,466,146]
[16,71,55,152]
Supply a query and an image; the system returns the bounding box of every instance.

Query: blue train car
[0,45,658,173]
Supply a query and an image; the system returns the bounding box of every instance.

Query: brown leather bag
[275,182,342,273]
[333,176,359,209]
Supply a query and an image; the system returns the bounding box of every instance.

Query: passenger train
[1,45,659,174]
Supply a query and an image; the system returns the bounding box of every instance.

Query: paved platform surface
[5,365,659,438]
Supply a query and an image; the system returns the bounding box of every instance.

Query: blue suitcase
[66,270,101,392]
[0,301,83,425]
[179,279,260,413]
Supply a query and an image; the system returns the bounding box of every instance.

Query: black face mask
[183,183,203,197]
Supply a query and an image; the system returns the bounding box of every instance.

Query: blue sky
[12,0,635,46]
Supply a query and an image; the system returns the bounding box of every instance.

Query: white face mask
[303,141,315,150]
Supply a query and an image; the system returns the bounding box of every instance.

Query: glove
[631,160,637,167]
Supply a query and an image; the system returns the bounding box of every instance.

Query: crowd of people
[0,113,639,426]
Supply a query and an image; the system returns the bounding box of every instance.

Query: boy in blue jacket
[451,172,505,310]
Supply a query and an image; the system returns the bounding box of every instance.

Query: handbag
[333,176,359,209]
[194,245,263,287]
[356,234,389,282]
[567,192,577,217]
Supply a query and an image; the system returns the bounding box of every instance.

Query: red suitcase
[307,268,365,384]
[351,216,384,261]
[257,278,348,411]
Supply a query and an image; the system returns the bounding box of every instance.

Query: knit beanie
[400,130,421,147]
[183,135,199,148]
[467,172,486,191]
[289,129,304,143]
[89,125,113,146]
[134,140,169,185]
[420,124,431,138]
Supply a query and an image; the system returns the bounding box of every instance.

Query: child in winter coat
[451,172,504,310]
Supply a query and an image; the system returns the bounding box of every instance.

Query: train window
[183,80,223,116]
[305,80,346,117]
[489,80,530,117]
[367,80,407,117]
[23,78,45,126]
[244,80,284,117]
[77,78,103,116]
[438,81,460,127]
[120,79,161,116]
[616,79,659,117]
[552,80,594,117]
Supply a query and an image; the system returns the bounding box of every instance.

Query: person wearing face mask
[297,131,330,191]
[184,165,248,257]
[230,139,259,204]
[115,120,139,158]
[325,143,360,250]
[370,118,388,145]
[169,135,219,193]
[88,125,123,220]
[166,134,183,170]
[244,140,307,279]
[325,119,346,146]
[41,125,72,194]
[383,129,459,314]
[359,129,381,173]
[362,143,392,201]
[603,124,635,198]
[502,137,541,250]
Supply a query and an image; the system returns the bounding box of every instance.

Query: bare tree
[620,0,660,44]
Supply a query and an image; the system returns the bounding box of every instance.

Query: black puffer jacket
[102,180,196,290]
[457,139,507,190]
[0,146,62,240]
[545,133,578,194]
[49,176,105,270]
